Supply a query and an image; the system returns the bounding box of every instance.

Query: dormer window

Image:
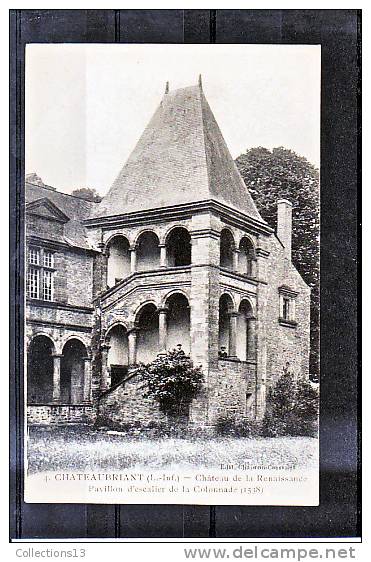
[27,246,55,302]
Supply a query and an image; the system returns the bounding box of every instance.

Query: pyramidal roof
[94,80,263,221]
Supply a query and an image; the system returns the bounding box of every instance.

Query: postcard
[24,44,320,505]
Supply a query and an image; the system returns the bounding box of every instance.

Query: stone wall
[93,250,108,298]
[25,303,93,354]
[53,251,68,303]
[97,372,167,427]
[207,359,257,423]
[101,268,191,319]
[27,404,96,425]
[26,302,93,329]
[66,250,94,308]
[27,215,64,240]
[262,236,311,387]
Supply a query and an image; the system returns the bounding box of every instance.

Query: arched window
[61,339,88,404]
[236,300,255,361]
[239,237,255,277]
[220,229,235,270]
[218,294,235,357]
[107,236,131,288]
[27,335,55,403]
[106,324,129,386]
[136,303,159,363]
[136,232,160,272]
[165,293,191,354]
[166,228,191,267]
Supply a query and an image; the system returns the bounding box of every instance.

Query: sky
[25,44,320,196]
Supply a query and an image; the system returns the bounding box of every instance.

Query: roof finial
[165,81,169,94]
[198,74,203,90]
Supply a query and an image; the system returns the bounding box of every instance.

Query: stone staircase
[97,367,166,427]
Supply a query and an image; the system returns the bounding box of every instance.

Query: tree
[71,187,102,202]
[235,147,320,381]
[136,349,204,419]
[262,365,319,437]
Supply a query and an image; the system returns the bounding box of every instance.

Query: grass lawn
[27,426,318,474]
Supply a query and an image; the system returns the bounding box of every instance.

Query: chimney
[277,199,293,259]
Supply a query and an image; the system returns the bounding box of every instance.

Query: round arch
[133,299,159,321]
[27,331,56,352]
[162,223,190,243]
[164,292,191,354]
[219,226,235,238]
[218,293,236,357]
[237,232,256,250]
[27,334,55,404]
[134,228,160,246]
[238,236,256,276]
[106,234,131,287]
[60,334,90,355]
[219,292,236,312]
[236,299,256,362]
[165,226,192,267]
[136,231,160,271]
[61,338,88,404]
[105,320,129,341]
[104,232,131,251]
[105,323,129,386]
[220,228,235,270]
[136,302,159,363]
[161,288,190,308]
[237,296,256,317]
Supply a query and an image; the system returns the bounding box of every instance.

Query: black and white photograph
[22,43,321,506]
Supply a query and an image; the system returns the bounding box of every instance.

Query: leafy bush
[262,367,319,437]
[70,187,102,202]
[136,349,204,419]
[216,415,261,438]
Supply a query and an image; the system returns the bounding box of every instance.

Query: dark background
[9,9,360,539]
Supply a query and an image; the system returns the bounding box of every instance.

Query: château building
[26,78,310,427]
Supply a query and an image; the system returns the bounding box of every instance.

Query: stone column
[189,214,221,426]
[95,242,109,295]
[228,312,238,358]
[233,248,240,272]
[190,223,221,369]
[255,252,269,419]
[158,307,168,352]
[247,317,257,361]
[159,244,167,268]
[128,328,139,365]
[103,248,110,289]
[52,353,63,402]
[83,357,92,402]
[100,344,110,392]
[130,245,137,273]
